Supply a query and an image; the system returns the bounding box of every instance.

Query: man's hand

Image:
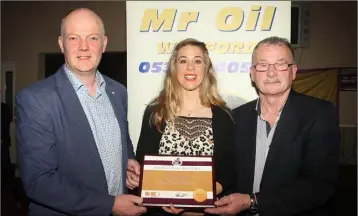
[126,159,140,190]
[216,182,223,195]
[162,204,185,215]
[112,194,147,216]
[204,193,251,215]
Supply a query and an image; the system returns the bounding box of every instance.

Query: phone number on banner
[138,61,251,73]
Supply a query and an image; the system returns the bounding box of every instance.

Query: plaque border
[138,154,216,208]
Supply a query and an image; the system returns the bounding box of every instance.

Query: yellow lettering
[242,42,257,53]
[228,42,244,54]
[140,9,177,32]
[245,6,261,31]
[157,42,177,54]
[177,12,199,31]
[216,7,244,31]
[157,41,258,54]
[216,42,230,54]
[261,6,276,31]
[205,42,216,52]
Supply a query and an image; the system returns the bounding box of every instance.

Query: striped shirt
[253,99,285,194]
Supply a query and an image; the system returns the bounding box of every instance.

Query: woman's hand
[216,182,223,195]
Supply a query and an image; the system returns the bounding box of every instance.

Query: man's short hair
[60,8,105,37]
[252,36,295,62]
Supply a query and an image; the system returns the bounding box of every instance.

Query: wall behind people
[1,1,127,94]
[1,1,356,98]
[292,1,357,69]
[1,1,357,163]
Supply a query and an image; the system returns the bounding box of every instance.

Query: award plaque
[139,155,216,208]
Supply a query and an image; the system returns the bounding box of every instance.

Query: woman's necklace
[186,106,199,117]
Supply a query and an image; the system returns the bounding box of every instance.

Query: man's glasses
[252,63,295,72]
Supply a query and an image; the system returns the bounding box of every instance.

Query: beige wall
[339,91,357,125]
[339,91,357,165]
[293,1,357,69]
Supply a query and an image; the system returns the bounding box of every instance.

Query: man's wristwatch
[249,193,260,215]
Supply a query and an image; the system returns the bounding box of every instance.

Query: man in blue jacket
[16,8,147,216]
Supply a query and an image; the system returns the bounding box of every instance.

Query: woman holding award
[129,38,237,215]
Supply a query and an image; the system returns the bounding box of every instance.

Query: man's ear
[291,64,298,80]
[58,36,65,53]
[102,36,108,53]
[250,67,255,82]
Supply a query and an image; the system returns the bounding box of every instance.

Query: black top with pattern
[159,116,214,156]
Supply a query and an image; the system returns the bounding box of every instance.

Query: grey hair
[60,8,106,37]
[252,36,295,63]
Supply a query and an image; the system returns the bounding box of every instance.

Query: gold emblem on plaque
[193,189,207,202]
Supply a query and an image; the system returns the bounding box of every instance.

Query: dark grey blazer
[233,90,340,216]
[16,65,134,216]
